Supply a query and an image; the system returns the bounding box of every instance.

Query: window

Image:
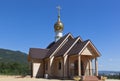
[58,61,61,70]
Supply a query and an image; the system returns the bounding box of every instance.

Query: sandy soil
[0,75,72,81]
[0,75,120,81]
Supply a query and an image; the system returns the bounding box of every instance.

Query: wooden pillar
[78,55,81,76]
[95,58,98,76]
[89,59,92,76]
[63,55,68,78]
[48,57,54,77]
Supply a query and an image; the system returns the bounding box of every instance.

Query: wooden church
[28,7,101,81]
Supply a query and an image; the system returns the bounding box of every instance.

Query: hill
[0,48,29,75]
[0,48,28,64]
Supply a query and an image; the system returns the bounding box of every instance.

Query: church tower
[54,6,64,42]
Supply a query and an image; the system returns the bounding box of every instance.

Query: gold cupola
[54,15,64,32]
[54,6,64,42]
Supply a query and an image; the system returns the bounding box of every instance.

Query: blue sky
[0,0,120,71]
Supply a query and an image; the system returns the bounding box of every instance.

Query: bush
[0,62,30,75]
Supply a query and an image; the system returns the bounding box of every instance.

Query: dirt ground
[0,75,120,81]
[0,75,72,81]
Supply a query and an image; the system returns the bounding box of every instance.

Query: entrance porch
[68,55,98,77]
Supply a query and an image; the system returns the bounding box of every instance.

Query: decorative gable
[81,47,92,56]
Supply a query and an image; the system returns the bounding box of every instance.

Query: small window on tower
[58,61,61,70]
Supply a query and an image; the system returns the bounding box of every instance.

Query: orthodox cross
[56,6,61,16]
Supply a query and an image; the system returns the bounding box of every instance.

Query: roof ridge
[75,35,83,42]
[84,39,90,42]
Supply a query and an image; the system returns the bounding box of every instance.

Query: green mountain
[0,48,29,75]
[0,48,28,64]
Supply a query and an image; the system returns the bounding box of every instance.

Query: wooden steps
[83,76,101,81]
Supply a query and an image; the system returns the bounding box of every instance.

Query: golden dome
[54,21,64,31]
[54,6,64,32]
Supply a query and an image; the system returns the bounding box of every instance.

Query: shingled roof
[28,33,100,61]
[29,48,49,59]
[46,33,73,58]
[68,40,89,55]
[54,37,80,57]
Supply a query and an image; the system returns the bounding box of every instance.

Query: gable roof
[68,39,101,57]
[46,33,73,58]
[29,48,49,59]
[28,33,101,61]
[68,40,89,55]
[54,37,80,57]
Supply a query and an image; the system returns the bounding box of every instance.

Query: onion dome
[54,6,64,32]
[54,15,64,32]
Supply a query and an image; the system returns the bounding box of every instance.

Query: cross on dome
[56,6,61,17]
